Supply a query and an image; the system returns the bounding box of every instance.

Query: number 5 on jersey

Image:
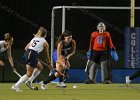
[31,40,39,47]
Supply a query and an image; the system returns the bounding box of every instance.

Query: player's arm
[107,33,118,61]
[66,39,76,60]
[25,43,30,51]
[88,32,94,60]
[43,41,51,64]
[89,33,94,50]
[108,32,115,50]
[6,46,15,71]
[43,41,53,70]
[57,42,67,67]
[57,41,63,60]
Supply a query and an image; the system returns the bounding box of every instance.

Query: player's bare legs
[11,65,33,92]
[25,61,43,89]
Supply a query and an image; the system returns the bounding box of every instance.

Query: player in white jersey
[0,33,15,71]
[11,27,52,92]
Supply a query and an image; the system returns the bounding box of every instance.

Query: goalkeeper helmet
[97,22,106,31]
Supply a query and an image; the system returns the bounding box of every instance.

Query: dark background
[0,0,140,68]
[0,0,140,81]
[0,0,139,49]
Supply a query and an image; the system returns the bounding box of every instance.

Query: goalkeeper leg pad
[89,62,98,83]
[101,61,112,84]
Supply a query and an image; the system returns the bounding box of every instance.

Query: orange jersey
[90,31,114,51]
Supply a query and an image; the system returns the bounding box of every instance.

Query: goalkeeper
[85,22,116,84]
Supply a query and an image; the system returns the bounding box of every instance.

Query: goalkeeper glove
[87,49,93,60]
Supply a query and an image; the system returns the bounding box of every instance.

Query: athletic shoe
[40,81,47,90]
[84,79,96,84]
[126,76,132,85]
[102,80,112,84]
[11,85,23,92]
[57,82,67,87]
[25,81,32,89]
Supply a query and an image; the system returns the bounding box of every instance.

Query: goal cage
[50,6,140,69]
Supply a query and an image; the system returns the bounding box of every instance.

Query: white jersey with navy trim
[0,40,7,53]
[28,37,46,53]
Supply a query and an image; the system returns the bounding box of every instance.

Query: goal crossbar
[53,6,140,10]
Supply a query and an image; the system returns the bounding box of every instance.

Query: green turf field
[0,83,140,100]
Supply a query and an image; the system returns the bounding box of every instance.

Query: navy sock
[43,74,56,84]
[59,76,64,82]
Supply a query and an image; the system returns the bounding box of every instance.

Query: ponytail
[34,27,47,37]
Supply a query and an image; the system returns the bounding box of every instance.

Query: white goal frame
[50,6,140,65]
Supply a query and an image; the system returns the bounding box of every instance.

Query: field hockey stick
[85,48,91,72]
[12,66,22,78]
[13,70,22,78]
[38,59,65,77]
[85,60,89,72]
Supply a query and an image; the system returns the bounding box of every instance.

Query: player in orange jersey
[85,22,115,84]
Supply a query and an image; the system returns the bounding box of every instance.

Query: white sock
[15,74,28,87]
[27,68,41,82]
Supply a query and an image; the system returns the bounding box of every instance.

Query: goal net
[51,6,140,69]
[51,6,140,82]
